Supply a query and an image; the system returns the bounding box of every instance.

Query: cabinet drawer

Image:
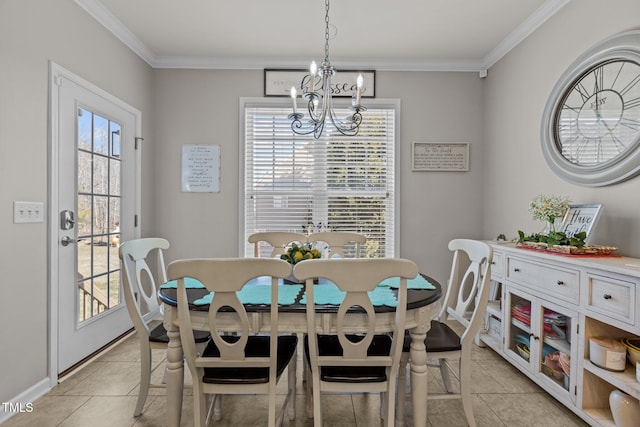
[491,251,504,280]
[586,273,636,325]
[506,257,579,304]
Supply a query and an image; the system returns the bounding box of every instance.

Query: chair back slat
[168,258,292,368]
[294,258,417,365]
[306,231,367,258]
[440,239,493,344]
[119,238,170,333]
[248,232,307,257]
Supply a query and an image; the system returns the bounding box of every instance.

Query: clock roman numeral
[561,104,581,114]
[574,81,592,102]
[624,96,640,110]
[620,74,640,97]
[619,116,640,131]
[594,65,604,93]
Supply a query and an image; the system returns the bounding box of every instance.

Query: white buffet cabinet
[480,242,640,426]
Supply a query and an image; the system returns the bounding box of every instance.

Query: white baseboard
[0,378,51,424]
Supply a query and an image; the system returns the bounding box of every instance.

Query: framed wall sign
[264,69,375,98]
[181,145,220,192]
[559,204,602,243]
[412,142,469,172]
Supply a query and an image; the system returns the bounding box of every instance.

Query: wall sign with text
[181,145,220,193]
[264,69,375,98]
[559,204,602,243]
[412,142,469,171]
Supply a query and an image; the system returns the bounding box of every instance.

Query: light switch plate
[14,201,45,223]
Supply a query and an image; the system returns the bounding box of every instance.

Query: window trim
[238,97,401,257]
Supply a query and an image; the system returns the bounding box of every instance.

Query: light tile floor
[3,331,590,427]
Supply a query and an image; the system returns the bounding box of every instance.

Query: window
[241,99,398,258]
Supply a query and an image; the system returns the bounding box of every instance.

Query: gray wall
[3,0,639,412]
[483,0,640,253]
[0,0,154,406]
[151,69,484,283]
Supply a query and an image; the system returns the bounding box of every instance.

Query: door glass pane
[93,155,109,195]
[93,115,109,155]
[78,108,92,151]
[77,109,123,323]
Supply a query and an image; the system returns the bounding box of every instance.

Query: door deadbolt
[60,210,75,230]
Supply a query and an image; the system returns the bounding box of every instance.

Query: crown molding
[76,0,570,73]
[482,0,570,69]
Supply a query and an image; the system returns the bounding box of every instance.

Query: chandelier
[288,0,366,139]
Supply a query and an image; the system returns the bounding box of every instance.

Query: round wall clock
[541,30,640,186]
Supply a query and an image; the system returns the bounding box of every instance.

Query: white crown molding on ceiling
[75,0,570,73]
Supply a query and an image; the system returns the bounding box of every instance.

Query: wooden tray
[545,245,618,255]
[516,242,618,255]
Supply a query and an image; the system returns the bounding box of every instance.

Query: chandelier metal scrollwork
[288,0,366,139]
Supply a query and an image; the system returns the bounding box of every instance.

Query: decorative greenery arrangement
[529,194,570,229]
[280,242,322,264]
[517,230,587,247]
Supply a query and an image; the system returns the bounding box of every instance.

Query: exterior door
[51,64,140,374]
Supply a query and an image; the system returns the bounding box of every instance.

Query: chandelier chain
[324,0,330,65]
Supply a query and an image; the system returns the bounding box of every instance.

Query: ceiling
[76,0,569,72]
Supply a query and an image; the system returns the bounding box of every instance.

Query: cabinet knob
[603,294,612,300]
[514,268,520,272]
[557,280,565,286]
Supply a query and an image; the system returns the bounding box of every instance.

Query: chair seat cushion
[304,334,391,383]
[149,323,210,344]
[202,334,298,385]
[402,320,461,353]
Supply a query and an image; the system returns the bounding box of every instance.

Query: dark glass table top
[158,273,442,314]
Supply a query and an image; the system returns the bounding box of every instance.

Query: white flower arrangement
[529,194,570,224]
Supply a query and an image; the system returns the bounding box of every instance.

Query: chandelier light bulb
[355,74,364,106]
[290,86,297,114]
[309,61,318,93]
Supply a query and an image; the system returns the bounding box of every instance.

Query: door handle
[61,236,75,246]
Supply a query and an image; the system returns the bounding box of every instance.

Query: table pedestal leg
[165,313,184,427]
[409,328,428,427]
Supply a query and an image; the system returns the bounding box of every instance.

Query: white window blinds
[242,102,397,258]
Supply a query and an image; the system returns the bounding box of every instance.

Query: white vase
[609,390,640,427]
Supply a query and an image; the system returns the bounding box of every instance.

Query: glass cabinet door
[505,286,577,401]
[538,300,573,393]
[506,289,534,368]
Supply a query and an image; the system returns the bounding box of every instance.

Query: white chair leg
[192,383,207,427]
[287,349,297,421]
[212,394,223,421]
[439,358,455,393]
[459,357,476,427]
[384,381,397,427]
[134,343,152,417]
[396,354,409,427]
[312,374,322,427]
[305,358,313,418]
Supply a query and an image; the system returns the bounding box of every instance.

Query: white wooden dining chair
[306,231,366,258]
[119,238,210,417]
[167,257,298,427]
[293,258,418,427]
[248,231,307,258]
[396,239,493,427]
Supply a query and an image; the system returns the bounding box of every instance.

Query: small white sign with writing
[181,145,220,192]
[412,142,469,171]
[560,204,602,243]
